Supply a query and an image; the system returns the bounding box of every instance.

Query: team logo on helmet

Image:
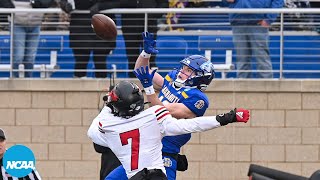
[181,59,190,65]
[194,100,205,109]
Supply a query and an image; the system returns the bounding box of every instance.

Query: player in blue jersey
[136,32,215,180]
[104,32,215,180]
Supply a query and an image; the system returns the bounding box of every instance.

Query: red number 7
[120,129,140,170]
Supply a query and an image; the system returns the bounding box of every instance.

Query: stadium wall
[0,79,319,180]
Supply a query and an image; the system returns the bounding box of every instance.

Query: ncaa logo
[3,145,36,177]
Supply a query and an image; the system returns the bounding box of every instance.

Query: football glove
[142,32,159,54]
[134,66,157,88]
[216,108,250,126]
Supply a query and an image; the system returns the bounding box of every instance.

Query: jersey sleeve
[151,105,221,136]
[182,91,209,117]
[87,106,111,148]
[160,114,222,136]
[151,105,173,136]
[154,105,172,122]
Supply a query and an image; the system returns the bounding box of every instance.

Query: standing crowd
[0,0,295,79]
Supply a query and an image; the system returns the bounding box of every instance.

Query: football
[91,14,117,40]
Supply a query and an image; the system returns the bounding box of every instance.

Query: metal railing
[0,8,320,79]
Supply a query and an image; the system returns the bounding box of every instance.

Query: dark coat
[0,0,14,8]
[69,0,116,49]
[123,0,168,8]
[121,0,168,19]
[0,0,14,24]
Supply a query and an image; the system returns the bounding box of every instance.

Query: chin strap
[173,77,185,88]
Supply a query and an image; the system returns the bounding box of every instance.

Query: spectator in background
[165,0,209,32]
[0,0,14,8]
[225,0,284,78]
[186,0,210,8]
[166,0,188,31]
[97,0,168,78]
[120,0,168,78]
[310,0,320,33]
[42,0,60,31]
[0,128,42,179]
[12,0,45,78]
[0,0,14,31]
[284,0,314,31]
[60,0,116,78]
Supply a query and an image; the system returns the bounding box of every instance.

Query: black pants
[72,48,112,78]
[100,150,121,180]
[121,14,158,78]
[130,168,167,180]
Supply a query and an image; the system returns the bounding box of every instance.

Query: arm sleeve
[87,108,110,148]
[182,92,209,117]
[266,0,284,24]
[154,106,221,136]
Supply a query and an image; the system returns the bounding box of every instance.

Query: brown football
[91,14,117,40]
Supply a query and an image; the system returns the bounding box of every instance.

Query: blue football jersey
[159,70,210,153]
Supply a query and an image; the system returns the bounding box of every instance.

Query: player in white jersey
[88,80,250,180]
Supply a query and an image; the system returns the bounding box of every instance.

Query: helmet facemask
[173,56,215,91]
[173,66,195,89]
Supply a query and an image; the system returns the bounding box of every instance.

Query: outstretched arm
[158,107,249,136]
[135,32,164,90]
[164,103,196,119]
[135,66,250,135]
[134,66,203,119]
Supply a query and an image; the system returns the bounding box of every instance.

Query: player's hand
[142,32,159,54]
[235,108,250,123]
[134,66,157,88]
[216,108,250,126]
[60,0,73,13]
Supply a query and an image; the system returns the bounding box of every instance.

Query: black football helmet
[107,81,144,118]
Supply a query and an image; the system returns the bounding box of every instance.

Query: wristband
[140,50,151,58]
[144,86,155,95]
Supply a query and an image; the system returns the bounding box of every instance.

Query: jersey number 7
[120,129,140,170]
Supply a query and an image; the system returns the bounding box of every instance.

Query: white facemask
[173,76,186,89]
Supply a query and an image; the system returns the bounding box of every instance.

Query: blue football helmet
[173,55,215,91]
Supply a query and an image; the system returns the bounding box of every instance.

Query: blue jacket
[226,0,284,25]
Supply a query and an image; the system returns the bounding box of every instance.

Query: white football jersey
[88,105,221,178]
